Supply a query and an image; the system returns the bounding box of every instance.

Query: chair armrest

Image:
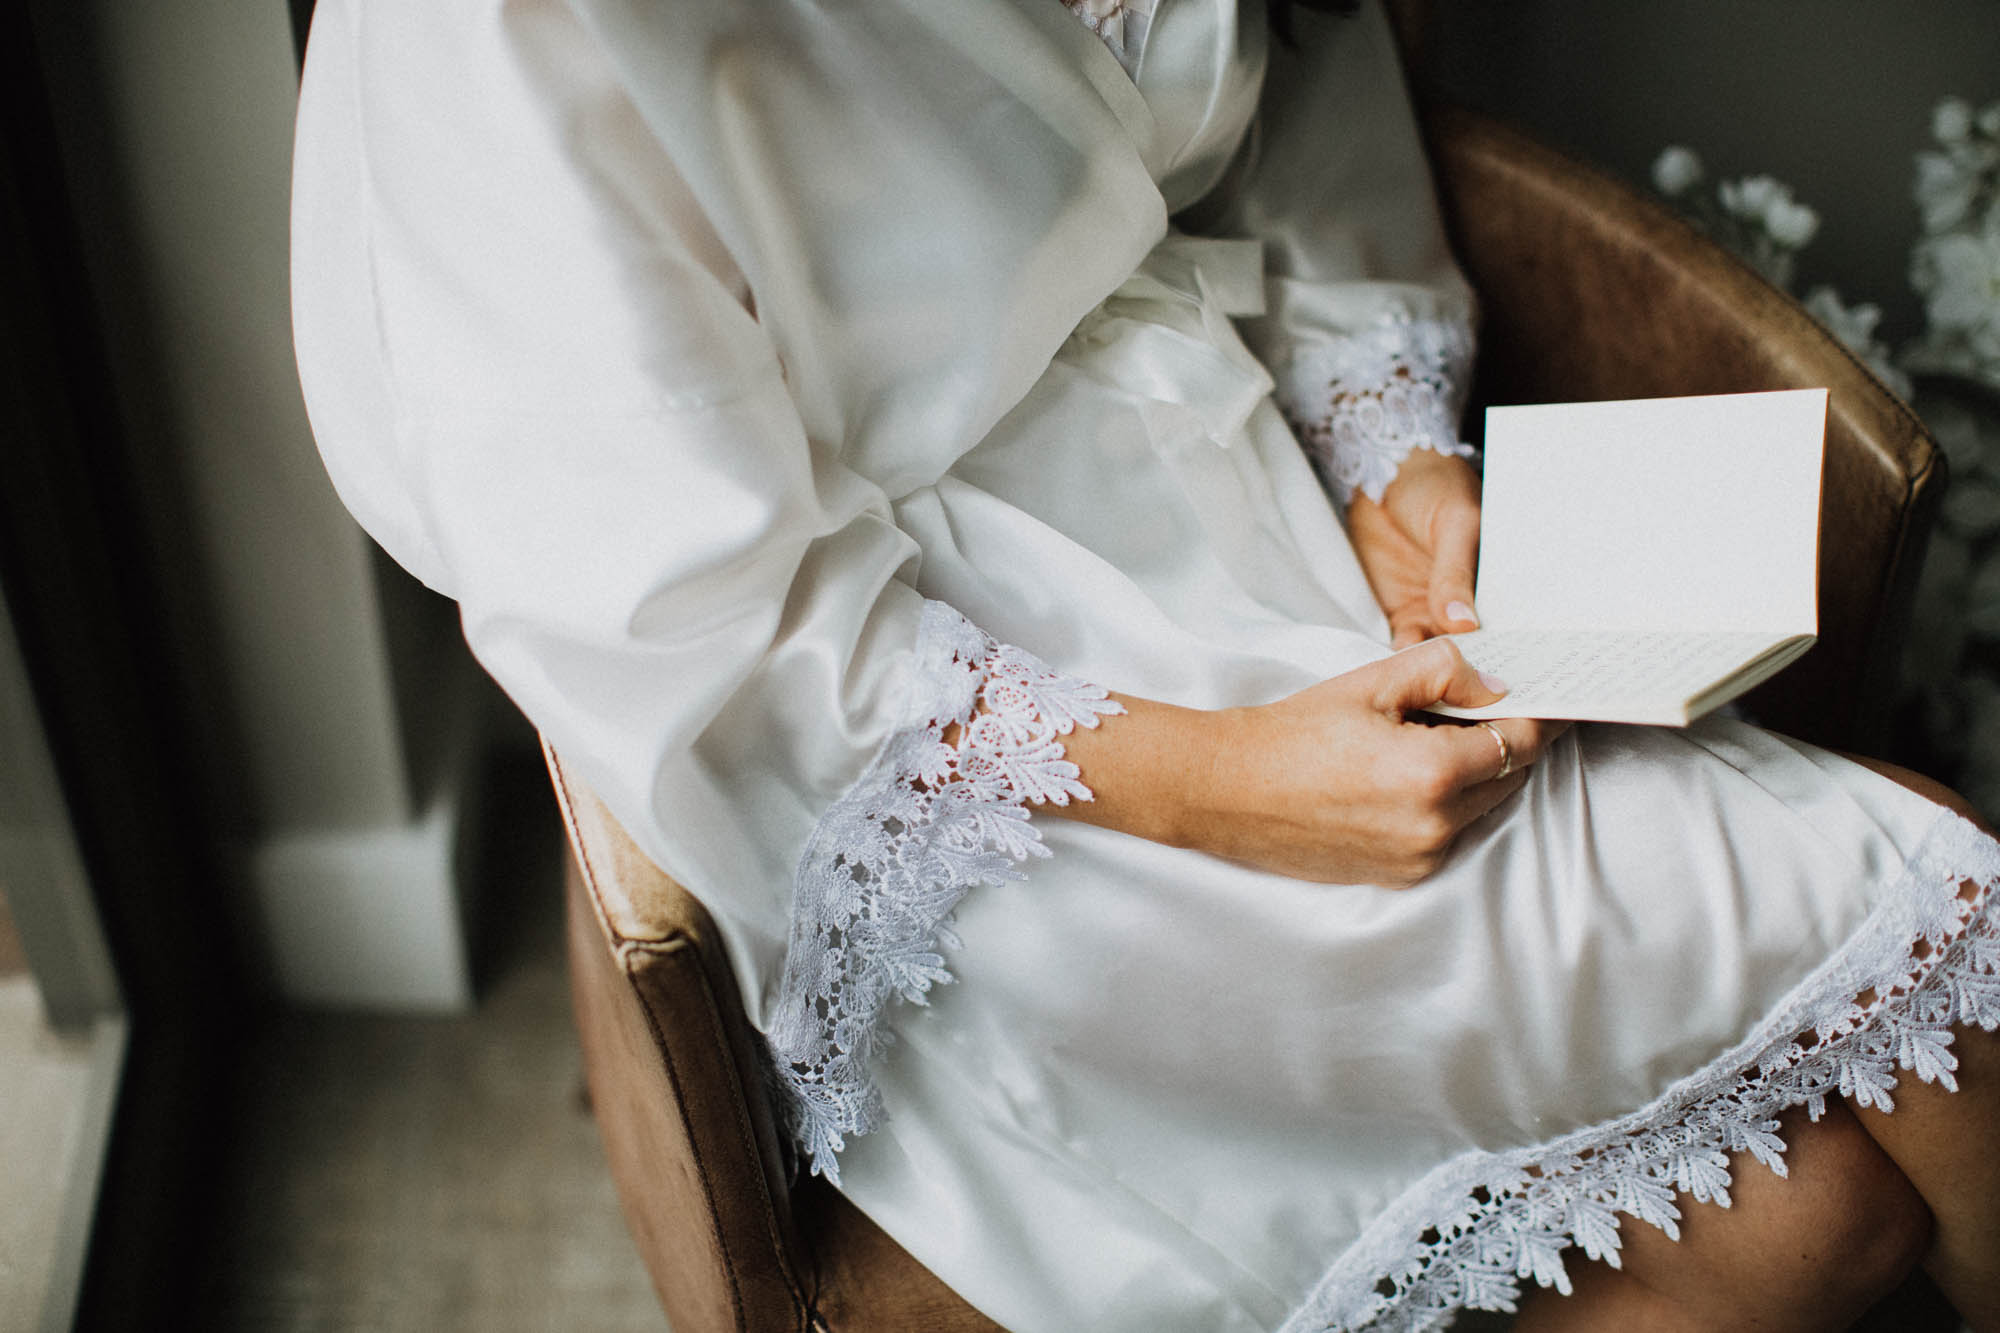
[549,743,809,1330]
[549,744,1000,1329]
[1424,105,1943,753]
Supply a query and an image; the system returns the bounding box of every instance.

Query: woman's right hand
[1052,639,1567,887]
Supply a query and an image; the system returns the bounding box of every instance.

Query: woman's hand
[1051,639,1568,887]
[1346,447,1484,648]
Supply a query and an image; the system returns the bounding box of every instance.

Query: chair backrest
[1424,106,1942,754]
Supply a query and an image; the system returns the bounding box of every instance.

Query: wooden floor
[195,752,668,1332]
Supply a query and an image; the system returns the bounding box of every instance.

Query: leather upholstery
[554,748,1003,1331]
[1425,106,1942,754]
[558,756,809,1331]
[550,109,1942,1331]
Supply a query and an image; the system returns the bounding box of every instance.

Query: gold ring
[1477,721,1513,781]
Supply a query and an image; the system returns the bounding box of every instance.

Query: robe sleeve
[1189,0,1479,504]
[290,0,1120,1180]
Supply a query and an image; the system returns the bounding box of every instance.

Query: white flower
[1719,174,1785,221]
[1718,175,1819,249]
[1915,230,2000,337]
[1980,101,2000,138]
[1802,285,1879,343]
[1802,286,1911,398]
[1915,150,1980,233]
[1651,145,1704,196]
[1764,196,1821,248]
[1934,96,1976,145]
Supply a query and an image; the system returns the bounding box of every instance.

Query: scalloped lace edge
[1062,0,1156,74]
[1281,808,2000,1332]
[1273,311,1479,505]
[766,600,1124,1184]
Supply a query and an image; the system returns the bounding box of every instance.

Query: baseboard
[247,796,471,1012]
[244,683,488,1013]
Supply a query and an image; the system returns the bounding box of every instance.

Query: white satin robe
[290,1,2000,1329]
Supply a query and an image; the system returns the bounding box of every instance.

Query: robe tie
[1056,232,1275,451]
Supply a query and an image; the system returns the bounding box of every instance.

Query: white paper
[1429,389,1826,723]
[1430,628,1797,724]
[1474,389,1825,634]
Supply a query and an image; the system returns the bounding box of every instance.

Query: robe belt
[1056,232,1275,449]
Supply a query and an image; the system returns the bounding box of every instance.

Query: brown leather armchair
[549,107,1943,1332]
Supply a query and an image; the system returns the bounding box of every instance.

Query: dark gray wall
[1419,2,2000,341]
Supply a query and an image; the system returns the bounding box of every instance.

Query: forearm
[1029,642,1562,887]
[1044,694,1227,849]
[1052,694,1353,880]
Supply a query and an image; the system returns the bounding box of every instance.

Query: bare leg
[1836,756,2000,1331]
[1505,755,1995,1330]
[1519,751,2000,1330]
[1513,1102,1931,1331]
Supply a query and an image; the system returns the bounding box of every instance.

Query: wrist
[1163,704,1249,851]
[1048,694,1233,852]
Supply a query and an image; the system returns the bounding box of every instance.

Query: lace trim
[1273,312,1479,505]
[767,600,1124,1184]
[1281,810,2000,1333]
[1062,0,1155,75]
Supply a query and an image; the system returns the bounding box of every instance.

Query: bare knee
[1721,1122,1928,1325]
[1807,1128,1935,1307]
[1837,752,1994,834]
[1611,1105,1932,1329]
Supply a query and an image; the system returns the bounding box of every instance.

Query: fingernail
[1478,671,1508,694]
[1446,600,1479,628]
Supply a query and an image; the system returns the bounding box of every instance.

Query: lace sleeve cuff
[1273,311,1479,506]
[767,600,1124,1182]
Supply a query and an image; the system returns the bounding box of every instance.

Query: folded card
[1429,387,1826,726]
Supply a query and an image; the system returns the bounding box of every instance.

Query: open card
[1428,387,1826,726]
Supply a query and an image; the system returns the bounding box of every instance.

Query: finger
[1486,717,1573,771]
[1427,500,1483,633]
[1443,766,1532,827]
[1367,639,1506,716]
[1435,716,1568,790]
[1433,718,1511,789]
[1527,719,1573,757]
[1434,718,1527,789]
[1388,607,1432,650]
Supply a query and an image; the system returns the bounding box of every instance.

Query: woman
[290,0,2000,1327]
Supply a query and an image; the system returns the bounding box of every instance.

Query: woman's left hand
[1346,447,1484,649]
